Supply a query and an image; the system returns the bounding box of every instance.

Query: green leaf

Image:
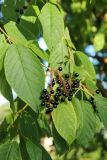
[18,110,41,142]
[26,140,42,160]
[0,43,9,71]
[74,51,96,80]
[37,113,51,136]
[52,101,77,145]
[52,123,69,155]
[72,97,83,136]
[28,42,49,61]
[39,3,64,50]
[77,100,97,146]
[49,40,68,68]
[95,96,107,129]
[4,21,36,45]
[94,33,105,51]
[0,34,7,43]
[4,44,45,112]
[0,70,13,102]
[26,139,52,160]
[20,137,30,160]
[0,141,22,160]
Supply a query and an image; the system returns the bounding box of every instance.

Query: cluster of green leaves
[0,0,107,159]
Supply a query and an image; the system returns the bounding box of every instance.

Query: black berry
[58,92,62,96]
[65,74,69,79]
[69,92,73,97]
[61,97,65,102]
[23,6,28,9]
[90,96,94,101]
[46,104,50,108]
[54,95,59,101]
[46,108,53,114]
[16,9,19,12]
[96,89,100,94]
[57,79,61,84]
[53,103,57,108]
[52,79,55,86]
[89,100,93,104]
[16,18,20,23]
[75,79,80,83]
[45,95,50,101]
[57,87,61,92]
[55,102,59,105]
[51,90,54,94]
[40,94,45,99]
[63,92,66,96]
[58,66,62,71]
[66,85,70,89]
[74,73,79,77]
[68,97,72,101]
[41,102,45,106]
[50,99,54,104]
[42,89,47,93]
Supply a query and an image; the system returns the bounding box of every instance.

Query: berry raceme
[88,96,98,113]
[40,66,101,114]
[88,88,100,112]
[40,66,81,114]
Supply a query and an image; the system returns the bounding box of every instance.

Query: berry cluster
[40,67,80,114]
[88,89,100,112]
[15,5,28,24]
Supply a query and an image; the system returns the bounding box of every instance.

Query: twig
[7,104,28,131]
[0,27,15,43]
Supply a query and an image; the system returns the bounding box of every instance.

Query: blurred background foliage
[0,0,107,159]
[60,0,107,98]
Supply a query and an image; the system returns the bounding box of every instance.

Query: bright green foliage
[96,96,107,129]
[49,40,68,68]
[4,22,36,44]
[4,44,45,112]
[74,51,96,80]
[52,123,69,155]
[39,3,64,50]
[0,43,9,71]
[28,42,49,61]
[52,101,77,145]
[72,98,83,135]
[26,140,42,160]
[77,101,97,146]
[0,141,22,160]
[0,0,107,160]
[26,139,52,160]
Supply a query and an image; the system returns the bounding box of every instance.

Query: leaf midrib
[16,45,36,107]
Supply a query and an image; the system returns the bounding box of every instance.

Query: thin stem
[0,27,15,43]
[81,83,95,95]
[7,104,28,131]
[73,88,81,97]
[81,88,94,98]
